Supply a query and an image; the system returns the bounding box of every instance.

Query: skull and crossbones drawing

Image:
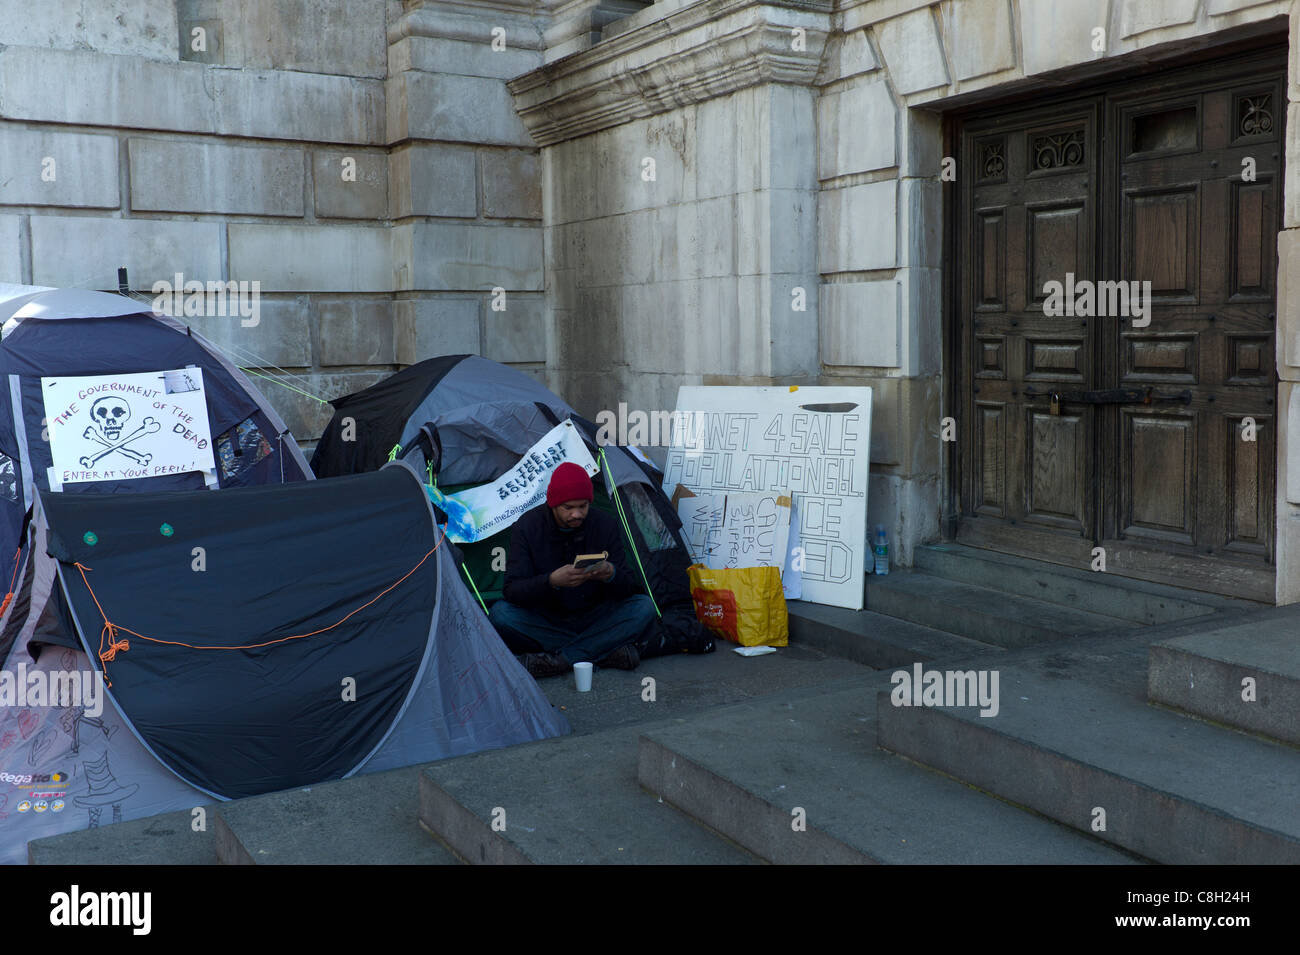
[80,397,159,468]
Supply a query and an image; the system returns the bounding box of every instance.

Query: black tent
[0,464,568,864]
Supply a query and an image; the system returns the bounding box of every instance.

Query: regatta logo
[890,664,1000,718]
[151,272,260,327]
[49,885,151,936]
[1,770,66,786]
[1042,273,1153,327]
[0,663,104,717]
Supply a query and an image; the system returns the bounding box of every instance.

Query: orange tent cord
[0,546,18,618]
[72,529,444,687]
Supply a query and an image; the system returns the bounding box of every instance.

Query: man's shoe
[519,652,570,679]
[596,644,640,670]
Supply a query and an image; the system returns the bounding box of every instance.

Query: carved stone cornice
[388,2,548,50]
[508,0,833,147]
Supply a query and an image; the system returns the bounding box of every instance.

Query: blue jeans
[489,596,657,666]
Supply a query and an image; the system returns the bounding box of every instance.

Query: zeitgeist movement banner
[43,368,219,489]
[663,386,872,610]
[428,419,598,543]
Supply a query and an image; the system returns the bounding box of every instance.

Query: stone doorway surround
[505,0,1300,604]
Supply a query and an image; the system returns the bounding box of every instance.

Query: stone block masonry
[0,0,548,448]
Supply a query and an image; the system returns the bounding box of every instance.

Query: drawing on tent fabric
[69,709,116,756]
[453,652,504,727]
[27,725,56,765]
[74,753,138,828]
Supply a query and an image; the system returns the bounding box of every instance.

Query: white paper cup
[573,661,594,692]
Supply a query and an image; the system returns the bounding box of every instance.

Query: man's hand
[587,561,615,582]
[549,564,595,588]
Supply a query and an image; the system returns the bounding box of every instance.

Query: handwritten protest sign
[663,386,871,610]
[43,368,218,488]
[675,489,802,600]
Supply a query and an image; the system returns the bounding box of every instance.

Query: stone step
[912,543,1247,625]
[876,638,1300,864]
[867,570,1140,647]
[214,765,459,865]
[638,682,1138,864]
[418,723,761,864]
[27,807,217,865]
[788,599,1001,668]
[1148,607,1300,747]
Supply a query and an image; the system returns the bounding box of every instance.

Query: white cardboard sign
[675,489,802,600]
[663,386,871,610]
[43,368,218,487]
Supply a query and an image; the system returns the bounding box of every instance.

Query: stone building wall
[512,0,829,448]
[515,0,1300,600]
[0,0,550,447]
[539,84,821,425]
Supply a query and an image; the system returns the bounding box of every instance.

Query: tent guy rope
[71,527,445,687]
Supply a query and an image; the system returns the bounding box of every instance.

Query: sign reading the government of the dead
[428,419,598,544]
[43,368,218,487]
[663,386,871,610]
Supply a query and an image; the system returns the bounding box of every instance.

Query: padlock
[1050,392,1061,416]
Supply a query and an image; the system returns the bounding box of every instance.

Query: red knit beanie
[547,462,594,507]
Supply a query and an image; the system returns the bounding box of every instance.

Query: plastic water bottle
[873,525,889,575]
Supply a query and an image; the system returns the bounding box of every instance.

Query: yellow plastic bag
[688,563,788,648]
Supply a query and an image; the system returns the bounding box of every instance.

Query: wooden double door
[952,49,1284,601]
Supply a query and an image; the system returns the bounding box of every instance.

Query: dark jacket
[502,504,641,616]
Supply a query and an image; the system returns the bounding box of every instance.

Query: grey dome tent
[0,287,315,670]
[310,355,714,659]
[0,287,313,578]
[0,292,569,863]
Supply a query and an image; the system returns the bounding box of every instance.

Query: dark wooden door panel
[973,402,1006,517]
[1025,408,1087,530]
[954,48,1283,600]
[1124,185,1200,302]
[1105,60,1281,586]
[959,99,1099,557]
[1119,410,1196,545]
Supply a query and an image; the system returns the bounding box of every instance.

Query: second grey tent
[310,355,714,659]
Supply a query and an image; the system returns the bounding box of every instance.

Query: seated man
[489,462,656,679]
